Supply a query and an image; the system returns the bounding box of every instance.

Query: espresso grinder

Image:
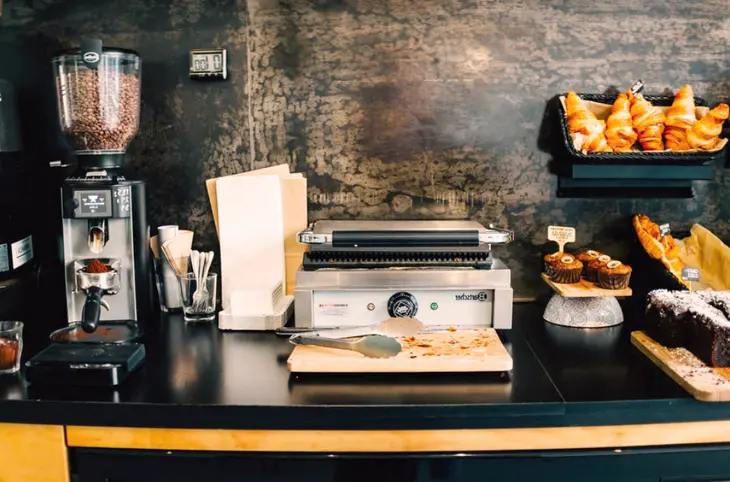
[26,39,151,387]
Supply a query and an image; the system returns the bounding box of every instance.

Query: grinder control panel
[76,190,111,217]
[63,185,132,219]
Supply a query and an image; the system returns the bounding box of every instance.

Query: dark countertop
[2,303,730,430]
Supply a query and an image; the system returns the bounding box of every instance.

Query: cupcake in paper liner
[586,255,612,283]
[543,251,563,277]
[552,255,583,284]
[576,250,603,277]
[597,260,633,290]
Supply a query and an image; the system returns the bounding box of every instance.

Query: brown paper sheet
[206,164,292,236]
[558,96,728,154]
[207,164,308,296]
[679,224,730,291]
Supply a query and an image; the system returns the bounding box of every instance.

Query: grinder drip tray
[25,343,146,387]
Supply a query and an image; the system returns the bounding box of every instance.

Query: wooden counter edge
[0,423,69,481]
[67,421,730,453]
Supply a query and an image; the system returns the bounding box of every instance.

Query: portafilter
[75,259,121,334]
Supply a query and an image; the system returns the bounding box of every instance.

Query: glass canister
[52,39,142,169]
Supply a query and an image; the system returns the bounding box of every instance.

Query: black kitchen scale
[25,342,146,387]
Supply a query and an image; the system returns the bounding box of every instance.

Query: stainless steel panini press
[294,220,514,329]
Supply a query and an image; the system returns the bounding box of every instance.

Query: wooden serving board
[287,329,513,374]
[541,273,632,298]
[631,331,730,402]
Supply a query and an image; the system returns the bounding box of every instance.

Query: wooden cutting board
[287,329,513,374]
[631,331,730,402]
[541,273,632,298]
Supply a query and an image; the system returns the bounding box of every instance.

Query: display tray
[556,93,726,166]
[541,273,632,298]
[632,331,730,402]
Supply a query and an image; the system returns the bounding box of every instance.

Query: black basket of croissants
[556,83,729,165]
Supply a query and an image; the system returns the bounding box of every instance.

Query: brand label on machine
[315,302,350,317]
[11,236,33,269]
[455,292,489,302]
[0,244,9,273]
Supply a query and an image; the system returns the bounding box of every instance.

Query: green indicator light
[430,302,438,310]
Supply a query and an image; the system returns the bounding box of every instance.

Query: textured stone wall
[1,0,729,297]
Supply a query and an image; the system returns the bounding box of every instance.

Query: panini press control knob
[387,292,418,318]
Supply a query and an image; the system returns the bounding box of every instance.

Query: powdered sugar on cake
[647,289,730,329]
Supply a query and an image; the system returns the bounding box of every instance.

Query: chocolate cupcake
[543,252,563,277]
[551,254,583,284]
[586,255,611,283]
[597,260,632,290]
[576,250,603,276]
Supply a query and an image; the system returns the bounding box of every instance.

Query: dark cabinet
[75,445,730,482]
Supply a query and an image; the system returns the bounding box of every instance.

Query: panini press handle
[333,230,479,248]
[481,225,514,245]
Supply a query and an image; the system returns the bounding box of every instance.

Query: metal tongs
[284,317,424,359]
[278,317,424,339]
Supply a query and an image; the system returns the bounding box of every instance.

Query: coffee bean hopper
[25,39,150,387]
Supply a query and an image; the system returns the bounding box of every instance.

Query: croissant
[565,92,612,152]
[664,258,688,287]
[686,103,729,151]
[633,214,663,259]
[664,84,696,151]
[633,214,688,287]
[605,93,638,152]
[629,93,666,151]
[661,234,680,260]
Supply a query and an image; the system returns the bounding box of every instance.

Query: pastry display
[544,249,630,290]
[597,260,632,290]
[585,254,612,283]
[628,91,666,151]
[632,214,688,287]
[664,84,696,151]
[687,103,730,151]
[605,93,638,152]
[565,91,612,153]
[550,254,583,284]
[561,84,728,154]
[646,290,730,367]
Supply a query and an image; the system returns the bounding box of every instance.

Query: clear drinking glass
[0,321,23,374]
[178,273,217,322]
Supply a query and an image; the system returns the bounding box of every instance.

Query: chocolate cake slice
[696,291,730,318]
[646,290,730,367]
[646,290,692,348]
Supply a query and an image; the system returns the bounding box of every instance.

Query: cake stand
[541,274,631,328]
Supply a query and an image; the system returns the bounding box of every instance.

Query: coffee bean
[57,69,140,152]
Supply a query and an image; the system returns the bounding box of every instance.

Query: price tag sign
[548,225,576,253]
[682,267,700,282]
[682,267,700,291]
[659,223,671,237]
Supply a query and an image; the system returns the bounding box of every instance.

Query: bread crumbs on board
[400,329,496,358]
